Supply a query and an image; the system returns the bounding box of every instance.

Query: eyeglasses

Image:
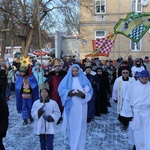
[122,72,129,74]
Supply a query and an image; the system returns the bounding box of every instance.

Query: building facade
[79,0,150,60]
[55,32,80,60]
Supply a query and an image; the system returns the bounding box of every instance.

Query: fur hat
[54,58,61,66]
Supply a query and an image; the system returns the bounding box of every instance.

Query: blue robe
[86,74,97,119]
[15,74,39,113]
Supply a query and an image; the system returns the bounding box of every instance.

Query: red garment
[49,75,64,112]
[28,68,32,75]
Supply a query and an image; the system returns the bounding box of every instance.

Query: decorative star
[20,56,30,67]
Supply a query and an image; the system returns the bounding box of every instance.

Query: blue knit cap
[138,70,150,78]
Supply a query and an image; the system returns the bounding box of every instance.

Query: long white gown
[121,80,150,150]
[63,76,92,150]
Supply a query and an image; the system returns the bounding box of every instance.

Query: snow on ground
[4,94,132,150]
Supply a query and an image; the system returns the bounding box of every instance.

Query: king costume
[15,57,39,125]
[58,64,93,150]
[48,59,67,114]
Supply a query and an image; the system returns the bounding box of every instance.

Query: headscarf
[58,64,93,116]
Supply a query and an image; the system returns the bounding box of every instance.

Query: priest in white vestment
[121,70,150,150]
[58,64,93,150]
[112,66,134,129]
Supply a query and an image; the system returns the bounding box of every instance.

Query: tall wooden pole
[37,1,43,76]
[37,0,46,136]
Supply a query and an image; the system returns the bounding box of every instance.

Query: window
[95,0,106,14]
[95,30,106,40]
[130,40,141,51]
[131,0,142,12]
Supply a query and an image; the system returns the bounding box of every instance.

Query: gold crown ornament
[19,56,31,72]
[54,58,61,66]
[85,61,92,69]
[40,82,49,91]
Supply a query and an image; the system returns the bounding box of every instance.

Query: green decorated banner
[114,12,150,43]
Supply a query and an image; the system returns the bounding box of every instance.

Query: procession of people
[0,55,150,150]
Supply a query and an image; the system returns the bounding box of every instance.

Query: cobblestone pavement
[4,94,133,150]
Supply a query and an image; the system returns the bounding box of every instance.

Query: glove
[18,110,21,114]
[43,115,49,121]
[113,99,118,103]
[40,105,45,112]
[74,89,85,98]
[128,117,133,121]
[43,115,54,122]
[0,132,6,138]
[68,90,75,97]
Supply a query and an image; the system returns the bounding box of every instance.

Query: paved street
[4,94,132,150]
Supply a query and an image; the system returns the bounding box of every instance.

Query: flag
[86,34,117,57]
[114,12,150,43]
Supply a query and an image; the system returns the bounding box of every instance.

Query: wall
[55,32,80,59]
[79,0,150,60]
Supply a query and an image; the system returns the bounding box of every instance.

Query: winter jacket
[0,94,9,137]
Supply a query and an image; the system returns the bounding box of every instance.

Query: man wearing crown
[15,56,39,125]
[48,58,67,124]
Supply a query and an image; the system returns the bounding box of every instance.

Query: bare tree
[0,0,95,57]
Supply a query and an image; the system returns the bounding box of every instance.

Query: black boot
[132,145,136,150]
[107,101,111,107]
[23,119,28,125]
[87,118,92,123]
[29,116,34,122]
[57,117,62,125]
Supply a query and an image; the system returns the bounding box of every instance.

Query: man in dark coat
[95,67,110,116]
[0,94,9,150]
[0,60,8,99]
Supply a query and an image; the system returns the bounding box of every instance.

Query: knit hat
[135,58,141,62]
[138,70,150,78]
[121,66,130,72]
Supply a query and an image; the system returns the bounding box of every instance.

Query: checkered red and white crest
[95,36,115,54]
[85,34,117,57]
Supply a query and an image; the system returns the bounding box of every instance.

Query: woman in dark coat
[0,94,9,150]
[95,67,110,116]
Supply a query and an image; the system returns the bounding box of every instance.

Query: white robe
[31,99,61,135]
[112,76,134,114]
[121,80,150,150]
[131,66,145,77]
[63,77,92,150]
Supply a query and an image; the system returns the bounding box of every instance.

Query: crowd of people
[0,55,150,150]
